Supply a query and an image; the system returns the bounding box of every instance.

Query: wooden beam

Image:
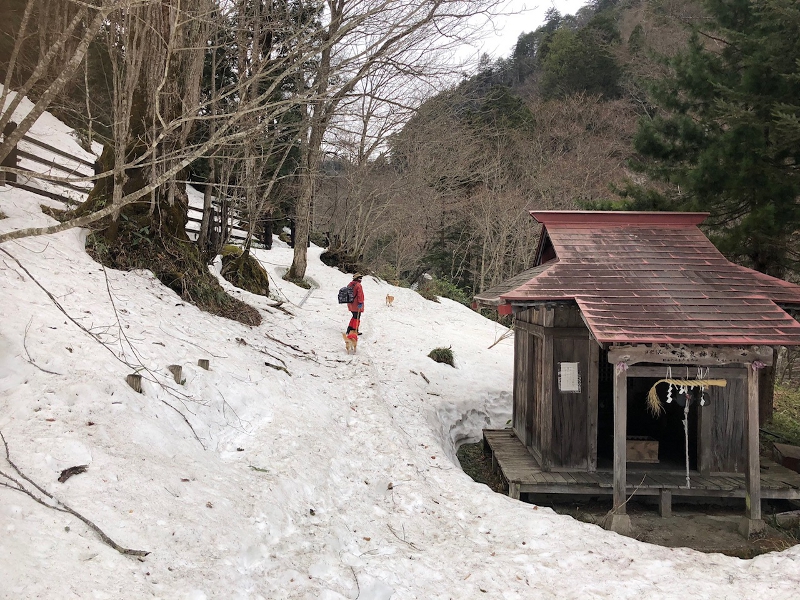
[625,366,748,379]
[613,367,627,514]
[605,368,634,535]
[659,489,672,518]
[608,345,774,367]
[740,364,765,536]
[515,320,589,338]
[587,341,599,472]
[540,333,554,471]
[698,394,712,476]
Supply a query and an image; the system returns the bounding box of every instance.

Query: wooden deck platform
[483,429,800,513]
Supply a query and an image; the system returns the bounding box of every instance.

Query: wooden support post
[587,341,600,472]
[168,364,183,384]
[740,364,765,537]
[197,359,210,370]
[659,489,672,518]
[126,374,142,393]
[606,364,632,535]
[540,334,553,471]
[509,482,521,500]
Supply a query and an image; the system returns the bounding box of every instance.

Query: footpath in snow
[1,97,800,599]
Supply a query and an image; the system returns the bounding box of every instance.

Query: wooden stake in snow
[126,373,142,393]
[168,364,183,384]
[197,359,210,370]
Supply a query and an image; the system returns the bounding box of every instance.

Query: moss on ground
[220,246,271,297]
[456,442,506,493]
[428,346,454,367]
[86,226,261,327]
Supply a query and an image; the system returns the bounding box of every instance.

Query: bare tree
[0,0,321,246]
[285,0,499,281]
[0,0,117,163]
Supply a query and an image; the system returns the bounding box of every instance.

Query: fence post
[1,121,18,184]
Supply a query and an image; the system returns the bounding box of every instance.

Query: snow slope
[1,105,800,600]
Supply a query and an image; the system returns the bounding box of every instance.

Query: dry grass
[768,385,800,447]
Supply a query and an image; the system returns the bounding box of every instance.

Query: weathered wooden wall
[513,331,532,447]
[699,374,747,474]
[513,304,599,471]
[551,336,590,468]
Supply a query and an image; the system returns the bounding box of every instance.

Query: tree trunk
[286,163,313,278]
[198,179,213,254]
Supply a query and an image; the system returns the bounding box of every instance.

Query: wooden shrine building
[474,211,800,536]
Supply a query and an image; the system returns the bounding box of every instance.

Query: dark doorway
[627,376,698,470]
[596,369,698,471]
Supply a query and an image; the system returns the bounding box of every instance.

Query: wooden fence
[1,122,247,244]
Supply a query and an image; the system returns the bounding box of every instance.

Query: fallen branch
[0,431,149,557]
[263,332,306,354]
[0,249,204,448]
[602,474,647,525]
[264,361,291,376]
[23,318,62,375]
[387,523,420,551]
[488,328,514,350]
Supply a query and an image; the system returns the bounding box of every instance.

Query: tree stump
[126,373,143,393]
[197,359,210,370]
[168,364,183,384]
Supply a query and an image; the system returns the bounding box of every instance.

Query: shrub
[478,307,513,328]
[221,244,242,258]
[220,248,270,297]
[428,346,454,367]
[309,231,328,247]
[417,277,470,305]
[375,265,407,287]
[282,273,311,289]
[319,247,362,274]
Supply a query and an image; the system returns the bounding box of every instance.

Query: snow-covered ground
[2,102,800,600]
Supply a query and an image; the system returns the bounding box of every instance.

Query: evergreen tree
[633,0,800,278]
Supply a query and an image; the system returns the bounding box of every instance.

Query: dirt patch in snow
[457,442,800,558]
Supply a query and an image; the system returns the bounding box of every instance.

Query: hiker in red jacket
[346,273,365,336]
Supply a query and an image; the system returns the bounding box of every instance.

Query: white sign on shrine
[558,362,581,393]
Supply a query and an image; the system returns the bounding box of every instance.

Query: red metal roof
[501,211,800,345]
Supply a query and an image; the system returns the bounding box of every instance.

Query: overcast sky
[475,0,591,58]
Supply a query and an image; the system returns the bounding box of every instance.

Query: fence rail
[19,133,96,169]
[2,122,249,245]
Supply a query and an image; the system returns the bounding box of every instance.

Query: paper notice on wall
[558,362,581,393]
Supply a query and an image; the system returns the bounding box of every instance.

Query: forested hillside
[317,0,657,295]
[1,0,798,310]
[314,0,800,297]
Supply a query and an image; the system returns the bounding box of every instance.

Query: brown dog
[385,294,394,307]
[342,331,358,354]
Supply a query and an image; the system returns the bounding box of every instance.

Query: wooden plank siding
[513,331,534,448]
[513,304,600,472]
[707,377,747,473]
[551,337,590,469]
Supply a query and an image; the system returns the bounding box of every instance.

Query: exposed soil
[457,442,800,558]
